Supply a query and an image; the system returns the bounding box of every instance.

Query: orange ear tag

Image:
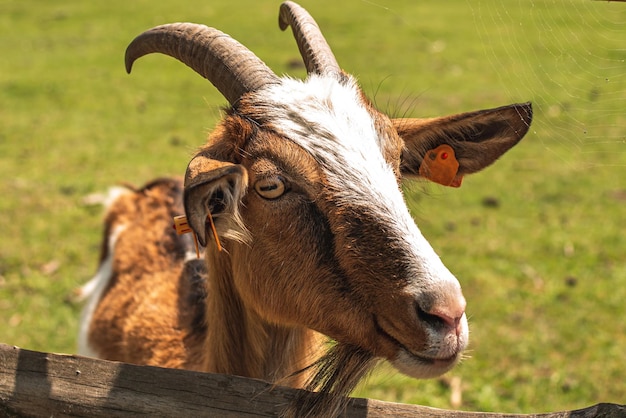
[173,215,201,258]
[418,144,463,188]
[173,214,223,256]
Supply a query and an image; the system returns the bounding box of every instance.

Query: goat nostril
[416,305,447,330]
[416,304,464,331]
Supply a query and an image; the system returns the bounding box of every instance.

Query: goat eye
[254,176,287,199]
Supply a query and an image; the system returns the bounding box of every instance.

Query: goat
[78,2,532,416]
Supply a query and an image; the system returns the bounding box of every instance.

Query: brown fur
[87,178,208,369]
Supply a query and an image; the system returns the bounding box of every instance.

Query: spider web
[468,0,626,167]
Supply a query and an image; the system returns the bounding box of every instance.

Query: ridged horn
[125,23,279,106]
[279,1,341,77]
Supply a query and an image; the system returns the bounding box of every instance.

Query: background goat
[79,2,532,416]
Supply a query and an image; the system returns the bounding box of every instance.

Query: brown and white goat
[79,2,532,415]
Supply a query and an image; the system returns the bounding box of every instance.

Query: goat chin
[392,351,462,380]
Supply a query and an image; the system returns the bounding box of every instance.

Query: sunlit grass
[1,0,624,413]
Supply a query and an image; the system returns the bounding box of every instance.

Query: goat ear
[184,154,248,247]
[395,102,532,181]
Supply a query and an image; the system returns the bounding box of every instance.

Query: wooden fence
[0,344,624,417]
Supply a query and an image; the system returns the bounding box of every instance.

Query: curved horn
[125,23,279,106]
[279,1,341,77]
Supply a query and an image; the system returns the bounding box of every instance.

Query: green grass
[1,0,625,414]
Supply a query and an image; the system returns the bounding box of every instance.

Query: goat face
[184,74,531,378]
[126,2,532,381]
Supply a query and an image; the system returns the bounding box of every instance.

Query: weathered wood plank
[0,344,624,417]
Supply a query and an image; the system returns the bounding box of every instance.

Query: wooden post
[0,344,624,417]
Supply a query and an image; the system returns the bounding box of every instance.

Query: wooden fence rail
[0,344,624,417]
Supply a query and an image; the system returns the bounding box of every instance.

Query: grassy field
[1,0,625,414]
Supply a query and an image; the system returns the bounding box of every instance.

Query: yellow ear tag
[173,214,223,256]
[419,144,463,188]
[173,215,200,258]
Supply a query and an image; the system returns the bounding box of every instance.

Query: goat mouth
[372,316,460,367]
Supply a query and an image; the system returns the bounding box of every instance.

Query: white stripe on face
[251,75,455,286]
[255,75,402,217]
[246,74,469,370]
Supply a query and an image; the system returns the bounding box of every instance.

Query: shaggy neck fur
[203,247,380,416]
[201,248,323,388]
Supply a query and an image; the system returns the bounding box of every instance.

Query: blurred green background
[1,0,624,413]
